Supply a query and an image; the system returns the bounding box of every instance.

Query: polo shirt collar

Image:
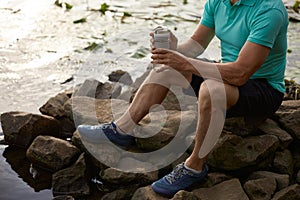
[223,0,256,7]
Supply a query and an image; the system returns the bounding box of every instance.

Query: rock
[100,188,134,200]
[52,153,90,197]
[273,149,294,176]
[275,100,300,140]
[135,110,197,151]
[74,78,121,99]
[223,117,258,137]
[201,172,233,188]
[1,111,60,148]
[243,177,276,200]
[71,96,129,126]
[26,136,80,171]
[193,178,249,200]
[39,92,70,118]
[258,119,293,148]
[271,184,300,200]
[52,195,74,200]
[207,134,279,171]
[108,70,133,85]
[101,163,158,186]
[131,186,168,200]
[171,190,199,200]
[297,170,300,184]
[248,171,289,190]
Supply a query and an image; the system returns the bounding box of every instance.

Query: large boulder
[247,171,289,190]
[275,100,300,140]
[131,186,168,200]
[207,134,280,172]
[243,177,277,200]
[193,179,249,200]
[39,92,70,118]
[271,184,300,200]
[1,111,60,148]
[52,153,90,197]
[26,135,80,171]
[71,96,129,126]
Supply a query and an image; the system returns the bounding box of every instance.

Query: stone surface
[223,117,258,137]
[248,171,290,190]
[258,119,293,148]
[52,195,74,200]
[275,100,300,140]
[273,149,294,176]
[52,154,90,197]
[39,92,70,118]
[271,184,300,200]
[297,170,300,184]
[71,96,129,126]
[135,110,197,151]
[1,111,60,148]
[243,177,276,200]
[74,78,121,99]
[108,69,133,85]
[131,186,168,200]
[207,134,280,171]
[100,188,133,200]
[193,179,249,200]
[26,135,80,171]
[171,190,199,200]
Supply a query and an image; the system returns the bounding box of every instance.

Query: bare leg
[116,69,192,133]
[185,79,239,171]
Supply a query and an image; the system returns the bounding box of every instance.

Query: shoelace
[165,163,195,184]
[102,123,117,134]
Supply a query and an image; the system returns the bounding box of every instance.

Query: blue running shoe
[151,162,207,197]
[77,122,135,149]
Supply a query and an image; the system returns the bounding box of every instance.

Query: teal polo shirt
[201,0,289,93]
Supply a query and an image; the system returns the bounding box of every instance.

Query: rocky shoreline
[1,70,300,200]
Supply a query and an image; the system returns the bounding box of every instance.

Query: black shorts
[183,75,284,118]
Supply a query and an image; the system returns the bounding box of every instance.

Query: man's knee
[144,69,192,88]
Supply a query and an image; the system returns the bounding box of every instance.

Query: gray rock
[135,110,197,151]
[26,135,80,171]
[243,177,276,200]
[171,190,199,200]
[223,117,258,137]
[248,171,289,190]
[101,166,157,186]
[71,130,113,169]
[74,78,121,99]
[258,119,293,148]
[39,92,70,118]
[201,172,233,188]
[1,111,60,148]
[108,69,133,85]
[275,100,300,140]
[131,186,168,200]
[297,170,300,184]
[193,178,249,200]
[207,134,279,171]
[271,184,300,200]
[273,149,294,176]
[52,195,74,200]
[52,154,90,197]
[100,188,133,200]
[71,96,129,126]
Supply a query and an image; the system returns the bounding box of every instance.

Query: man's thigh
[184,75,284,118]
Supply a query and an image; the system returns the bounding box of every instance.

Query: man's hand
[151,48,192,72]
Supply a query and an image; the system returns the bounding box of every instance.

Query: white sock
[184,162,202,174]
[112,122,127,135]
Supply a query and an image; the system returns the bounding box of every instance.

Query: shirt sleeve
[200,0,215,29]
[248,9,284,48]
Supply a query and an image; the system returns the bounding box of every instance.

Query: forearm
[176,38,205,58]
[186,58,247,86]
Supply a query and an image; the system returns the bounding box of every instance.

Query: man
[78,0,288,197]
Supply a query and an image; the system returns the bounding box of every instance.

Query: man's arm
[176,24,215,58]
[151,40,270,86]
[187,41,271,86]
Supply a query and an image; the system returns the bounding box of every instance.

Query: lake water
[0,0,299,199]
